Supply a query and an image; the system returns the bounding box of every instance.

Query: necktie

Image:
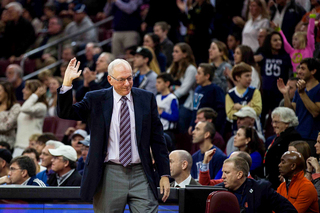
[119,96,132,167]
[175,185,180,188]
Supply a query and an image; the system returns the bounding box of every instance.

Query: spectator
[64,4,97,48]
[1,2,36,60]
[226,62,262,132]
[37,69,52,95]
[256,28,271,54]
[199,150,252,186]
[0,156,46,186]
[133,47,158,95]
[37,140,64,184]
[77,135,90,175]
[143,46,161,75]
[278,58,320,141]
[237,0,269,52]
[306,133,320,200]
[225,45,261,90]
[154,21,173,68]
[264,107,301,189]
[191,121,227,180]
[70,130,87,160]
[0,81,20,148]
[278,151,319,212]
[13,80,47,158]
[48,145,82,186]
[257,31,292,125]
[41,2,56,30]
[6,64,25,101]
[289,140,311,170]
[0,141,10,150]
[169,150,201,187]
[168,43,197,133]
[269,0,306,43]
[156,73,179,145]
[0,149,12,177]
[28,133,41,150]
[61,121,87,146]
[29,16,64,71]
[216,157,298,212]
[143,33,167,72]
[124,45,137,68]
[76,52,114,102]
[82,42,98,71]
[231,126,264,178]
[103,0,142,57]
[226,33,241,64]
[226,106,265,156]
[47,77,62,116]
[279,77,298,106]
[176,0,214,63]
[35,133,58,156]
[189,63,226,135]
[209,41,233,93]
[272,10,315,74]
[22,148,46,174]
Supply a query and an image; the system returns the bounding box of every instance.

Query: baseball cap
[234,106,257,120]
[73,4,87,13]
[78,135,90,147]
[0,149,12,164]
[135,47,153,63]
[71,129,88,139]
[49,145,77,162]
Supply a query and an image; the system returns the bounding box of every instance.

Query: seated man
[191,121,227,180]
[199,150,252,186]
[169,150,201,188]
[48,145,82,186]
[0,149,12,177]
[217,157,297,212]
[0,156,46,186]
[35,133,58,155]
[22,148,46,174]
[277,151,319,212]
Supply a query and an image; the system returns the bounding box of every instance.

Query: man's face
[8,162,25,184]
[195,67,209,85]
[73,12,85,23]
[85,45,94,61]
[195,112,206,124]
[40,145,53,168]
[133,54,146,69]
[297,63,313,81]
[221,162,241,191]
[236,116,254,128]
[51,156,66,172]
[22,153,38,170]
[192,122,206,144]
[6,6,20,21]
[278,153,293,178]
[169,152,182,179]
[96,54,109,73]
[48,18,61,34]
[62,48,74,62]
[287,80,297,100]
[236,72,252,88]
[81,145,89,162]
[6,67,17,83]
[71,135,84,154]
[153,25,166,40]
[258,29,267,47]
[108,64,133,96]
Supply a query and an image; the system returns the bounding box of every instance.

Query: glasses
[9,167,22,172]
[272,120,287,125]
[52,156,63,161]
[109,75,133,83]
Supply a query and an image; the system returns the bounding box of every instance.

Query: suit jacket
[57,86,170,201]
[170,177,201,187]
[47,170,82,186]
[217,178,297,213]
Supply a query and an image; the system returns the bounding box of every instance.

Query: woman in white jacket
[13,80,47,157]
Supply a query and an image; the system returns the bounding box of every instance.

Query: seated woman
[306,133,320,200]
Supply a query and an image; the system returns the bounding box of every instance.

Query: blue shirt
[293,83,320,140]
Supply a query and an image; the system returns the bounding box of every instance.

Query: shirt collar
[174,175,192,188]
[21,177,31,186]
[56,169,74,185]
[113,87,132,103]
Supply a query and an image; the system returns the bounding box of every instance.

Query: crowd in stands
[0,0,320,212]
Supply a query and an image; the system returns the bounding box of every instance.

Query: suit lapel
[245,179,254,212]
[101,88,113,143]
[131,88,143,146]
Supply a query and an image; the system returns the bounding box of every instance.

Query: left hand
[159,176,170,202]
[297,79,306,94]
[158,107,163,115]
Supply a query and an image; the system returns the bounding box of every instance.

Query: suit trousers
[93,163,158,213]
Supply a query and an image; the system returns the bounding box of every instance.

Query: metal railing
[21,16,113,80]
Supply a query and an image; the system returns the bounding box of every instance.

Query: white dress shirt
[174,175,192,188]
[105,87,141,164]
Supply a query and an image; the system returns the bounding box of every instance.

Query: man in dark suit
[57,58,170,212]
[169,150,201,188]
[217,157,297,213]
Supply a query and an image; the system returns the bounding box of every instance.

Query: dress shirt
[95,72,104,83]
[105,87,141,164]
[174,175,192,188]
[56,169,75,186]
[21,178,31,185]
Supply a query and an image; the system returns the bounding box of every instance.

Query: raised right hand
[203,149,216,164]
[277,78,289,95]
[63,58,81,86]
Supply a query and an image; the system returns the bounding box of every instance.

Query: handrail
[22,38,112,81]
[20,16,114,75]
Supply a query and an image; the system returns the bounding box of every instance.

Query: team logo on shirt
[193,93,204,110]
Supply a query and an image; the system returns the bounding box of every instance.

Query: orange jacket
[277,170,319,213]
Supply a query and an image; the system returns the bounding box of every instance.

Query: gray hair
[108,58,132,76]
[7,64,23,78]
[224,157,249,178]
[100,52,115,64]
[271,107,299,127]
[46,140,64,149]
[6,2,23,15]
[172,150,193,172]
